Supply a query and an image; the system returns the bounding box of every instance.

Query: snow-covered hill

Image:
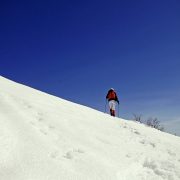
[0,76,180,180]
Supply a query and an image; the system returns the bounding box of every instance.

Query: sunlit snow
[0,76,180,180]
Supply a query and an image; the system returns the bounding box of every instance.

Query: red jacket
[106,89,119,103]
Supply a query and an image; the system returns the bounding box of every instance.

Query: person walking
[106,88,119,117]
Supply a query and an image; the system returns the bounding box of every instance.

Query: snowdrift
[0,76,180,180]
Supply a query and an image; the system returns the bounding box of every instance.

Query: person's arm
[106,93,108,99]
[106,91,109,99]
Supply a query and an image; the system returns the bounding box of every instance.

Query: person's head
[110,88,114,91]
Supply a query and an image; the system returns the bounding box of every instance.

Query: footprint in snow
[134,130,140,135]
[140,139,146,144]
[139,140,155,148]
[50,151,60,159]
[40,129,48,135]
[24,102,32,109]
[64,148,85,160]
[149,142,156,148]
[29,121,36,126]
[126,154,131,158]
[168,150,176,156]
[48,125,55,130]
[75,148,85,154]
[64,151,73,160]
[38,117,44,122]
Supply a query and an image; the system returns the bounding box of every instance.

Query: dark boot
[112,110,115,117]
[110,109,113,116]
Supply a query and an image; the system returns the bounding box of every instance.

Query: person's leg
[109,100,116,116]
[110,109,113,116]
[109,101,113,116]
[111,100,116,116]
[112,110,115,116]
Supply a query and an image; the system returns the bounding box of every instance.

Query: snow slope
[0,76,180,180]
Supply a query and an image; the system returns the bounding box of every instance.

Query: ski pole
[105,99,107,113]
[118,103,120,117]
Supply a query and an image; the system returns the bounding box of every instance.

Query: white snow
[0,76,180,180]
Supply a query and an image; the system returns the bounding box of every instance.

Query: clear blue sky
[0,0,180,123]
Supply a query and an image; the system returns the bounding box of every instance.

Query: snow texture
[0,76,180,180]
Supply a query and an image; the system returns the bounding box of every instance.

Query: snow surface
[0,76,180,180]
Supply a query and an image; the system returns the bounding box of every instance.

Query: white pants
[109,100,116,110]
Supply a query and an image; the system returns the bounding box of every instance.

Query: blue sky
[0,0,180,131]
